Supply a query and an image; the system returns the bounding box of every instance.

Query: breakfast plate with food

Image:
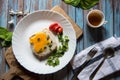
[12,10,76,74]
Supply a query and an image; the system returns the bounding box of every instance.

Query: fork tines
[87,47,98,61]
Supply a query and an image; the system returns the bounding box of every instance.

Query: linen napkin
[71,37,120,80]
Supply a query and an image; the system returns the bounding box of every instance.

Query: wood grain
[0,0,8,76]
[0,48,6,77]
[17,0,24,22]
[46,0,52,9]
[113,0,120,37]
[75,7,84,53]
[104,0,113,38]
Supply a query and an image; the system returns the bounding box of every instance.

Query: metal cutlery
[89,47,115,80]
[72,44,120,80]
[72,47,98,80]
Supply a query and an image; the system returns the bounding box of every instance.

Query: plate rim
[12,10,76,74]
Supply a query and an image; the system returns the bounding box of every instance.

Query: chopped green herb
[46,56,59,67]
[46,34,69,67]
[58,34,63,42]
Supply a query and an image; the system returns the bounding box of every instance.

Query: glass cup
[86,9,107,28]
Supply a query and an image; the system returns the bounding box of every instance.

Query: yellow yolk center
[29,32,50,53]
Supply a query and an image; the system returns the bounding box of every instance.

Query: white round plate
[12,10,76,74]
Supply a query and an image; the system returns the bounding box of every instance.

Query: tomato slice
[49,23,58,31]
[53,25,60,33]
[49,22,63,34]
[57,27,63,34]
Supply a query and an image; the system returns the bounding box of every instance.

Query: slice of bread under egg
[29,28,57,60]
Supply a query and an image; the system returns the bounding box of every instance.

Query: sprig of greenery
[63,0,99,10]
[46,34,69,67]
[0,27,12,47]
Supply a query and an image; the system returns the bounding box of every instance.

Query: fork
[89,47,115,80]
[71,47,98,80]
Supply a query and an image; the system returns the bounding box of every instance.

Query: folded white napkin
[71,37,120,80]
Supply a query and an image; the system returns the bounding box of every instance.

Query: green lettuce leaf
[0,27,13,47]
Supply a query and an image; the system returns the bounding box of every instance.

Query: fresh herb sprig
[46,34,69,67]
[63,0,99,10]
[0,27,12,47]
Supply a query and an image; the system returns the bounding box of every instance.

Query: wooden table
[0,0,120,80]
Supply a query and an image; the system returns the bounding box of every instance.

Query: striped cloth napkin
[71,37,120,80]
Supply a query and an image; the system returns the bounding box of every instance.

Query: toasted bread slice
[29,28,57,60]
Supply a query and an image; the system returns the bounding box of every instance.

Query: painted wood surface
[0,0,120,80]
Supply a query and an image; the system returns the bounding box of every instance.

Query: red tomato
[53,25,60,33]
[49,23,58,31]
[57,27,63,34]
[49,22,63,34]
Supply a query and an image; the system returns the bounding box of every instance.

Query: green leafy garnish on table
[63,0,99,10]
[46,34,69,67]
[63,0,80,6]
[0,27,12,47]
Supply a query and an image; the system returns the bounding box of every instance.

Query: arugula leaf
[5,32,12,41]
[0,27,13,47]
[0,27,8,39]
[1,40,11,47]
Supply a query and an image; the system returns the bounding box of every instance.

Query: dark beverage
[88,11,103,26]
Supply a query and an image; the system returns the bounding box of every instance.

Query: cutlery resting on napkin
[71,37,120,80]
[71,47,98,80]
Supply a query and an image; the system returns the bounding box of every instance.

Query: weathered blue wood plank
[39,0,53,10]
[17,0,24,22]
[113,0,120,79]
[46,0,52,10]
[0,0,8,27]
[39,0,47,10]
[24,0,31,13]
[0,0,8,76]
[0,48,6,76]
[75,8,84,53]
[52,0,61,7]
[60,1,68,13]
[114,0,120,37]
[104,0,113,38]
[8,0,18,26]
[5,0,19,74]
[68,6,75,21]
[30,0,39,12]
[100,0,109,39]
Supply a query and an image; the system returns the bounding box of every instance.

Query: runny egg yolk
[29,32,51,53]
